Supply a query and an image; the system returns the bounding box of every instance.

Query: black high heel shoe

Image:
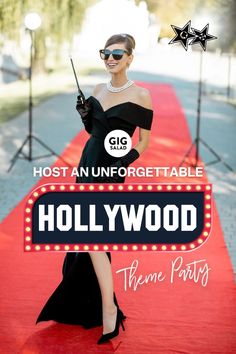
[97,308,125,344]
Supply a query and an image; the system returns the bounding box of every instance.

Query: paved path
[0,69,236,277]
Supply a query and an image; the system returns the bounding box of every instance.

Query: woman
[36,33,153,344]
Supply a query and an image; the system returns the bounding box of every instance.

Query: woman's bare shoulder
[92,83,106,96]
[133,85,153,110]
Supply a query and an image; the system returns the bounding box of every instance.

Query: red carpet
[0,83,235,354]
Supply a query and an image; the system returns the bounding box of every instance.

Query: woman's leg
[89,252,117,334]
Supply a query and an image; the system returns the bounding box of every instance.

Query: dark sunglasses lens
[101,49,115,60]
[100,49,126,60]
[112,49,124,60]
[113,55,122,60]
[104,49,111,60]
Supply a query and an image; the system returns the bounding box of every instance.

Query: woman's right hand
[76,95,91,118]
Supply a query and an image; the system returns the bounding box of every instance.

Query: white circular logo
[104,130,132,157]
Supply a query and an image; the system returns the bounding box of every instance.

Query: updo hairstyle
[104,33,136,55]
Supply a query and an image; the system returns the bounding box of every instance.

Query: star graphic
[190,24,217,50]
[169,20,196,51]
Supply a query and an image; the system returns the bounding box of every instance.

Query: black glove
[76,94,92,133]
[118,148,140,167]
[98,148,140,183]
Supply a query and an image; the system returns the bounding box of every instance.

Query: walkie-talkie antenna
[69,55,85,103]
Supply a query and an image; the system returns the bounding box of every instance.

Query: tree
[0,0,96,71]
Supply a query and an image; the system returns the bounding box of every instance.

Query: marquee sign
[24,183,212,252]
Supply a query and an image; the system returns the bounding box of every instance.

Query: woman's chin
[106,67,118,73]
[105,65,122,73]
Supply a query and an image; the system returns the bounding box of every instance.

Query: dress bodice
[87,95,153,138]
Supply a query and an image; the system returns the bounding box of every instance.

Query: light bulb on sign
[24,12,42,30]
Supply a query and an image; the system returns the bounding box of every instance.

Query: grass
[0,68,77,124]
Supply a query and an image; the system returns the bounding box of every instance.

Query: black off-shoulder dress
[36,95,153,329]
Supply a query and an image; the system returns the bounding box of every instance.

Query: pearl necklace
[106,80,134,93]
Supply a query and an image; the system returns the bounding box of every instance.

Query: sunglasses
[99,48,129,60]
